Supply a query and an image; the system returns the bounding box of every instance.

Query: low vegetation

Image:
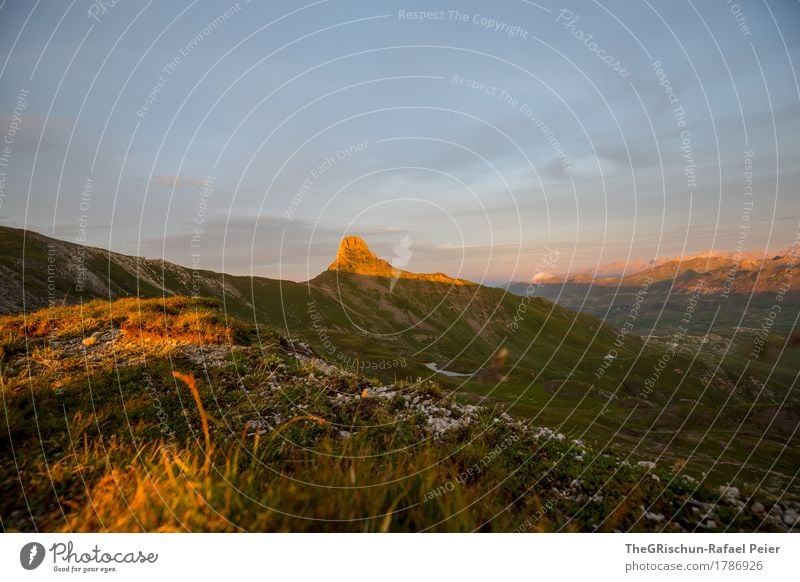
[1,297,793,532]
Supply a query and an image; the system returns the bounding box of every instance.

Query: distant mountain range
[507,249,799,333]
[532,249,793,280]
[515,249,799,292]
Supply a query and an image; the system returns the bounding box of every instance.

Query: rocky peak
[326,235,474,286]
[328,236,394,277]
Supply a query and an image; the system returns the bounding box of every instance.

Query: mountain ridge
[512,248,798,294]
[328,235,474,286]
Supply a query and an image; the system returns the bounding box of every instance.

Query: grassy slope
[2,226,796,500]
[1,296,793,532]
[304,272,800,489]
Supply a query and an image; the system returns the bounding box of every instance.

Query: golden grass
[1,295,761,534]
[172,371,212,467]
[0,296,236,345]
[60,436,489,532]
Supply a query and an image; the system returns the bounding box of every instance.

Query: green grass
[0,296,790,532]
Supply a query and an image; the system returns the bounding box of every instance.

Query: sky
[0,0,799,283]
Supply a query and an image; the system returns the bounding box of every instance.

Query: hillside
[1,296,795,532]
[0,225,316,326]
[0,226,700,398]
[2,226,797,499]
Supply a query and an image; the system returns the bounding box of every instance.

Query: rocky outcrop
[328,236,396,277]
[327,236,473,286]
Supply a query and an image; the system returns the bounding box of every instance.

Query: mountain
[529,249,796,289]
[2,225,798,496]
[328,235,473,286]
[0,224,330,332]
[0,226,632,386]
[3,295,794,532]
[507,250,800,333]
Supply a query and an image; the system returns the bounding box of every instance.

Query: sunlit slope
[2,296,793,532]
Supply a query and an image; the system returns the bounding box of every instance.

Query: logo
[20,542,46,570]
[389,234,413,291]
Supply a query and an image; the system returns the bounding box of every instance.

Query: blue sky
[0,0,798,282]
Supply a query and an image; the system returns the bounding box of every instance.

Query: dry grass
[0,295,776,533]
[172,371,212,466]
[0,296,237,345]
[61,436,484,532]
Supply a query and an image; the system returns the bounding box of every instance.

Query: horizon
[4,222,796,285]
[1,1,799,282]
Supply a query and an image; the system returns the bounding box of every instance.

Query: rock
[637,461,656,470]
[719,486,739,502]
[688,498,712,512]
[782,509,799,527]
[327,236,471,286]
[750,500,765,515]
